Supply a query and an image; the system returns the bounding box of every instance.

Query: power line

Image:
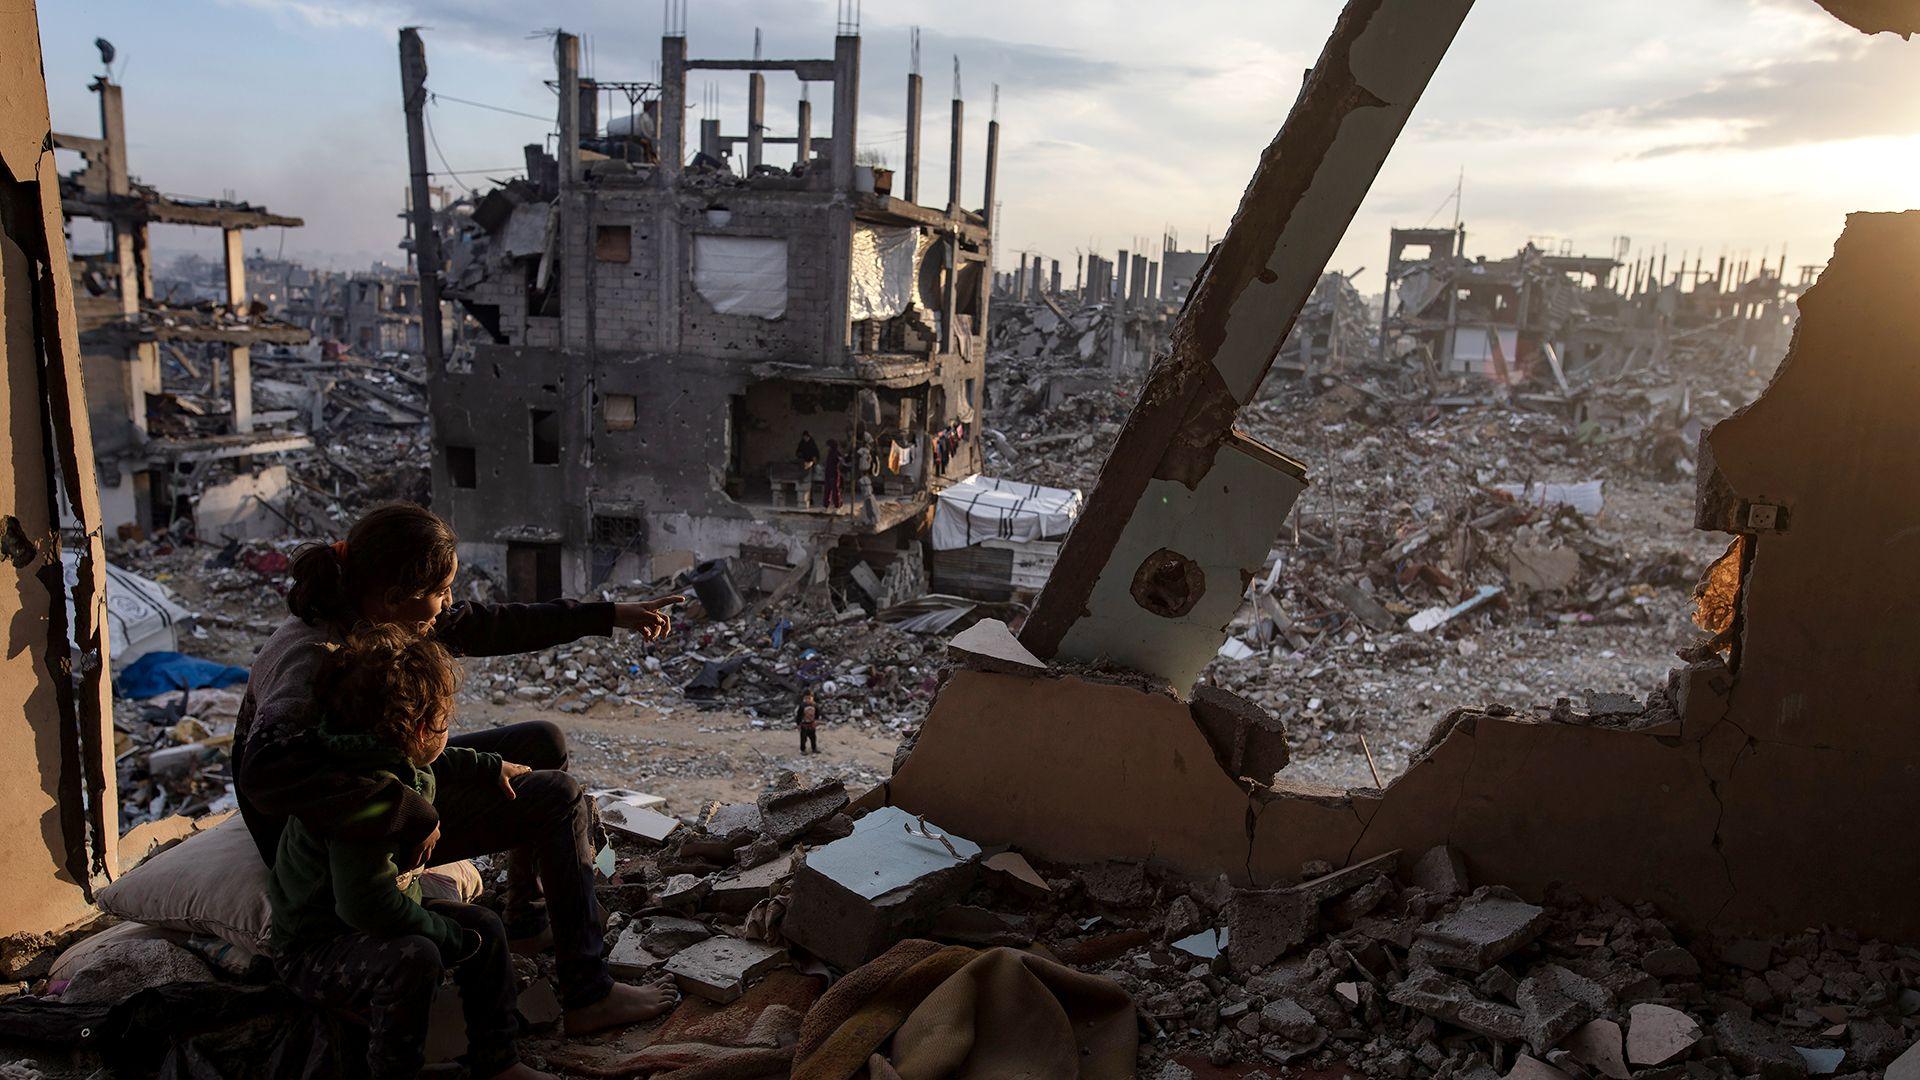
[423,107,475,196]
[428,90,553,124]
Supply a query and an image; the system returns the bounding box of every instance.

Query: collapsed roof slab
[894,210,1920,942]
[1021,0,1472,692]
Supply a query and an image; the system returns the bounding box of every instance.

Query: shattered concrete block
[657,874,711,909]
[1641,945,1701,979]
[1227,889,1316,974]
[1189,686,1290,786]
[1886,1036,1920,1080]
[1388,965,1527,1042]
[598,802,680,843]
[1259,997,1321,1041]
[708,852,795,915]
[1289,850,1400,904]
[1409,887,1548,972]
[928,905,1032,947]
[805,813,856,844]
[1516,964,1610,1053]
[639,916,711,958]
[757,779,849,845]
[1163,894,1204,940]
[982,851,1051,900]
[1713,1013,1810,1080]
[606,925,664,979]
[697,801,765,846]
[1080,860,1151,907]
[947,618,1047,675]
[1408,845,1471,897]
[781,805,981,971]
[1564,1018,1630,1079]
[1504,1054,1574,1080]
[663,936,786,1004]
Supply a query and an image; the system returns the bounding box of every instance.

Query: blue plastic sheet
[116,650,249,699]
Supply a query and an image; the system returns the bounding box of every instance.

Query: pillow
[97,815,481,958]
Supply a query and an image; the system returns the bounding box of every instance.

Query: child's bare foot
[564,979,679,1035]
[509,925,554,956]
[486,1064,559,1080]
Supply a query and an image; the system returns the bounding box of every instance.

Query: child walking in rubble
[795,688,822,754]
[267,626,669,1079]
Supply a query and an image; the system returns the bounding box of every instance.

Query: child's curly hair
[319,623,461,765]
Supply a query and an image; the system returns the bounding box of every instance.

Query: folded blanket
[793,939,1137,1080]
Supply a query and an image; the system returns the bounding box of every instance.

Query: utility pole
[399,27,445,374]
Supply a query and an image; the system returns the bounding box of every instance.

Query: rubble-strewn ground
[984,300,1771,787]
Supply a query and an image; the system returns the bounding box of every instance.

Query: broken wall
[0,0,119,940]
[893,211,1920,943]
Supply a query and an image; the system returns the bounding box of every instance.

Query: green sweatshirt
[267,729,501,961]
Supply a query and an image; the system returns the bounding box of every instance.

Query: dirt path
[451,695,900,811]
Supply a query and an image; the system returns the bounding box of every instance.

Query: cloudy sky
[37,0,1920,293]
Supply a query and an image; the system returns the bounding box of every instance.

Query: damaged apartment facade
[53,77,312,538]
[416,22,995,599]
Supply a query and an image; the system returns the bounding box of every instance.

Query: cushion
[97,815,482,958]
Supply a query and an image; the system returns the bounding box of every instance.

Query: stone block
[1388,965,1526,1042]
[663,936,786,1004]
[1408,844,1470,897]
[757,779,849,845]
[781,805,980,971]
[1713,1012,1809,1080]
[1409,887,1548,972]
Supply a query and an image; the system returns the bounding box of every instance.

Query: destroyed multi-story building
[413,23,995,599]
[53,76,312,537]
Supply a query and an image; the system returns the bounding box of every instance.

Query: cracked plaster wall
[893,211,1920,941]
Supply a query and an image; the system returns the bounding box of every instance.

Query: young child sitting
[267,624,557,1080]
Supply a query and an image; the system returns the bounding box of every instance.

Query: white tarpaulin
[848,224,917,321]
[1492,479,1605,516]
[693,235,788,318]
[62,551,194,667]
[932,474,1082,552]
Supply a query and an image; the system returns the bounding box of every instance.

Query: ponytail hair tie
[331,540,349,560]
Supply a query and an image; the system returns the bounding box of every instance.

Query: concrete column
[1051,259,1061,296]
[795,99,812,170]
[830,35,860,192]
[223,228,254,434]
[747,72,766,172]
[1116,250,1130,304]
[577,78,598,140]
[947,98,964,213]
[1130,256,1148,311]
[904,72,923,203]
[700,117,721,161]
[1032,259,1043,297]
[659,35,686,183]
[1014,255,1025,300]
[982,118,999,230]
[556,33,580,185]
[400,29,444,372]
[1146,261,1159,305]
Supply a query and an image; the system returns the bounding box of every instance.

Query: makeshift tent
[61,551,193,668]
[931,475,1082,551]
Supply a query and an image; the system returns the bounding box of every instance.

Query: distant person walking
[795,689,821,754]
[822,439,845,510]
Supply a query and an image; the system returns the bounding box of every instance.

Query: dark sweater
[235,599,614,863]
[267,730,501,960]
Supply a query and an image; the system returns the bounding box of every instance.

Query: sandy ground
[450,696,898,811]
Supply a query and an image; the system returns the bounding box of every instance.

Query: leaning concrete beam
[1022,0,1472,690]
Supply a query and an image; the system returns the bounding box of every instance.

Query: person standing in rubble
[234,502,683,1036]
[795,688,821,754]
[823,438,846,510]
[795,429,821,506]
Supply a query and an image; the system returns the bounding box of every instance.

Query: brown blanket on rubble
[792,939,1138,1080]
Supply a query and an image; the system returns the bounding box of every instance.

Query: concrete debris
[638,916,712,958]
[515,978,563,1026]
[1563,1018,1629,1079]
[1713,1012,1811,1080]
[756,778,849,845]
[982,851,1051,899]
[1410,887,1550,972]
[1389,966,1528,1042]
[781,805,981,970]
[662,936,786,1004]
[606,925,665,978]
[1626,1003,1703,1066]
[1408,845,1471,897]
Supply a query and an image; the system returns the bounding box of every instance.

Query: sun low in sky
[38,0,1920,290]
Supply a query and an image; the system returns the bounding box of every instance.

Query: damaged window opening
[595,224,631,263]
[445,444,478,488]
[529,408,560,464]
[603,393,637,431]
